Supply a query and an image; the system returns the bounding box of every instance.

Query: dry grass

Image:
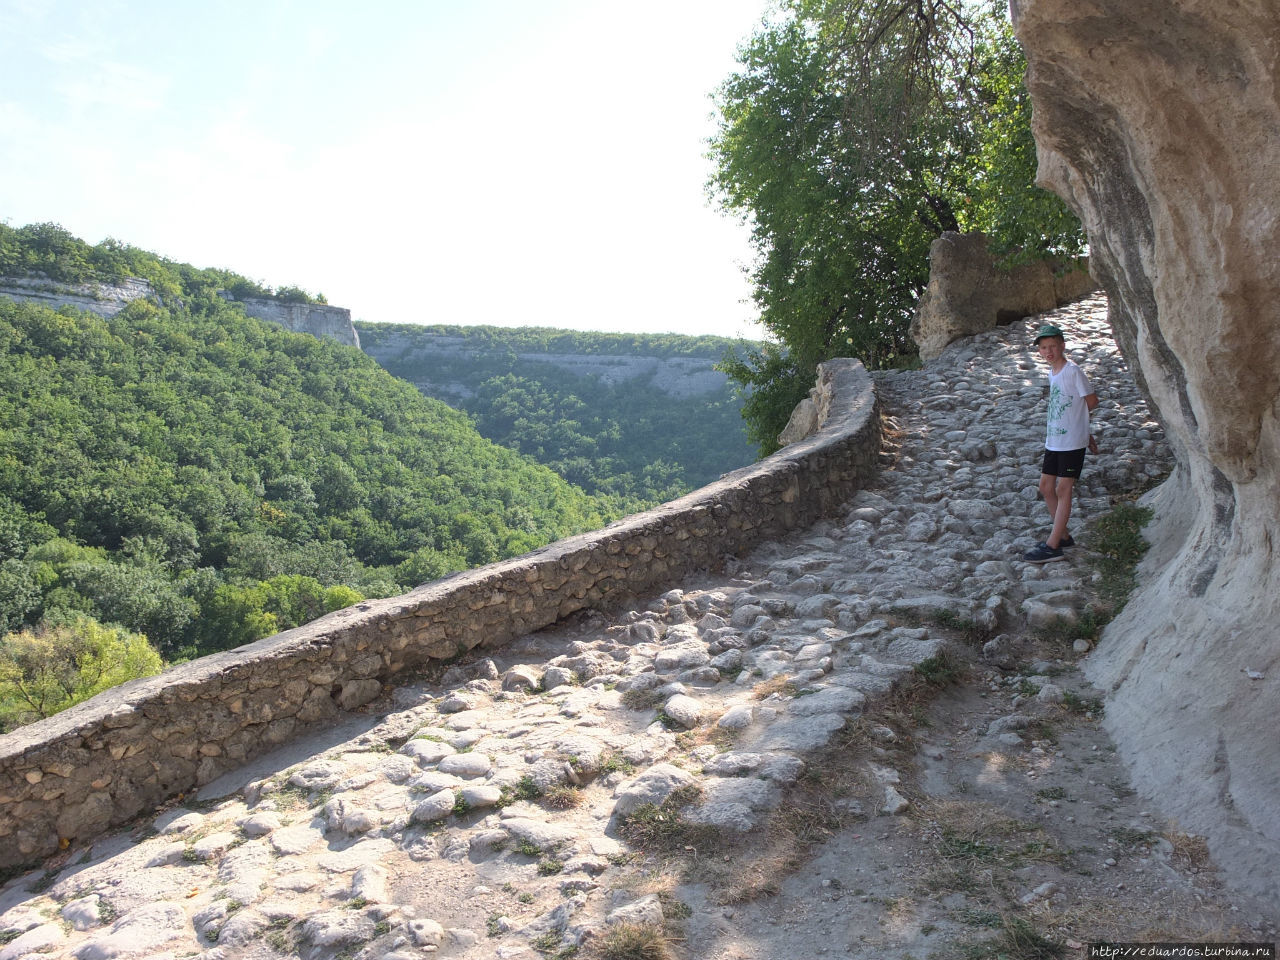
[616,785,721,862]
[590,923,670,960]
[540,784,584,810]
[751,674,797,699]
[620,688,665,711]
[675,722,737,754]
[1164,826,1212,871]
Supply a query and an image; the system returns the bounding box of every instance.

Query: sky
[0,0,774,339]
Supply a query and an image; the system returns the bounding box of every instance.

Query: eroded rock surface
[1012,0,1280,901]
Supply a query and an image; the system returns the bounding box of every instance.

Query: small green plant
[486,913,503,937]
[347,896,369,909]
[1061,690,1104,715]
[0,930,22,946]
[600,752,636,776]
[265,917,293,952]
[655,710,680,730]
[617,785,718,856]
[515,837,543,857]
[374,920,391,936]
[537,857,564,876]
[1091,501,1154,609]
[513,775,543,802]
[937,827,1000,864]
[517,891,536,904]
[914,651,961,687]
[961,915,1066,959]
[531,930,563,954]
[1034,786,1067,802]
[656,891,693,920]
[1110,827,1157,850]
[956,907,1003,928]
[452,793,471,816]
[311,786,336,809]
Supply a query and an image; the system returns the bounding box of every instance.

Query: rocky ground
[1,295,1275,960]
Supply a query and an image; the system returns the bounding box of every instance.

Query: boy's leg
[1047,476,1076,549]
[1038,472,1059,531]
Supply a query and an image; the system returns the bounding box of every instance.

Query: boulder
[1013,0,1280,902]
[910,231,1096,361]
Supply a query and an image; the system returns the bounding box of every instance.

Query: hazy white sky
[0,0,773,338]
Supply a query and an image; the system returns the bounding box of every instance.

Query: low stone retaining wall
[0,359,879,869]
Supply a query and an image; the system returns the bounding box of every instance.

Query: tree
[0,615,163,731]
[710,0,1084,451]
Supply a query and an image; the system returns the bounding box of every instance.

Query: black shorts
[1042,447,1086,478]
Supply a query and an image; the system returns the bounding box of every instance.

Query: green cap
[1033,323,1064,344]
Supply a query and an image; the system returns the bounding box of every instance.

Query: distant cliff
[221,294,360,350]
[0,275,156,317]
[360,328,727,402]
[0,275,360,349]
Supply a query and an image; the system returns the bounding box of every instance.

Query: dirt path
[662,632,1278,960]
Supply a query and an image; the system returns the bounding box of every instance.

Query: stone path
[0,296,1215,960]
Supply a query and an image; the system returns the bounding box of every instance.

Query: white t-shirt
[1045,360,1094,451]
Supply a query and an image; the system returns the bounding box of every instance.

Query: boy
[1024,323,1099,564]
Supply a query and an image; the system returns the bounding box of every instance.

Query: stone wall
[1012,0,1280,901]
[910,232,1096,361]
[0,359,879,869]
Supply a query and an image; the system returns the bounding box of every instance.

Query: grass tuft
[751,674,797,699]
[618,785,718,857]
[598,922,670,960]
[914,649,962,687]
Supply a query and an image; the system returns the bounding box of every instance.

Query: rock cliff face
[0,276,155,316]
[0,276,359,349]
[360,331,725,401]
[226,295,360,350]
[1012,0,1280,899]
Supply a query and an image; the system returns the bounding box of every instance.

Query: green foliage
[0,224,618,697]
[716,342,815,456]
[1090,502,1153,609]
[708,1,1085,445]
[356,323,759,509]
[0,221,324,304]
[0,614,163,731]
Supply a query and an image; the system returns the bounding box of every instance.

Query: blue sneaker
[1024,542,1065,564]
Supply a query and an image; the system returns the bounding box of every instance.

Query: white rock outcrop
[1013,0,1280,901]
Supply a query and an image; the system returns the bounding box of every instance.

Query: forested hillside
[358,323,759,510]
[0,224,614,729]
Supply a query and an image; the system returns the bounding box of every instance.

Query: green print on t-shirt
[1047,383,1073,436]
